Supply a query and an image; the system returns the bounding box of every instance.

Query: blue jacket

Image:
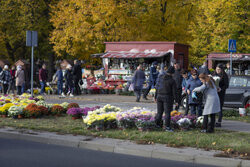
[55,70,63,82]
[149,66,158,83]
[182,73,191,89]
[186,77,202,104]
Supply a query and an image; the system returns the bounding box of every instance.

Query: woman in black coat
[65,64,74,97]
[212,64,229,127]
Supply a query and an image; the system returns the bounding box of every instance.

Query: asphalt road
[0,138,218,167]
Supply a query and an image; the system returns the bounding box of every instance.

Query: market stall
[100,41,189,87]
[207,53,250,75]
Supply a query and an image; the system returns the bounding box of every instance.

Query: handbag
[128,83,134,91]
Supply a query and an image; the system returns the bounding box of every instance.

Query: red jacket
[39,68,47,81]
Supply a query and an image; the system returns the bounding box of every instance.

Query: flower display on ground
[0,103,14,115]
[116,107,155,129]
[67,103,80,110]
[8,106,23,117]
[51,105,65,116]
[23,104,41,118]
[177,118,192,130]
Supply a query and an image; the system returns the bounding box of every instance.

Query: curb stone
[0,127,249,167]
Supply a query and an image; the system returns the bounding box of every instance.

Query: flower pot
[72,116,80,120]
[18,115,23,119]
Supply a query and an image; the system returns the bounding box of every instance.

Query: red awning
[101,51,169,59]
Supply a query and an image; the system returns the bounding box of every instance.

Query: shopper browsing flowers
[193,73,221,133]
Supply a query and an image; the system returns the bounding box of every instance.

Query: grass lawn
[224,116,250,123]
[0,116,250,157]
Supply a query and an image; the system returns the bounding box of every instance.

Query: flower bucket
[239,108,246,116]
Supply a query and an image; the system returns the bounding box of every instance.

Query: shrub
[67,103,80,110]
[23,103,41,118]
[37,106,49,115]
[51,105,64,115]
[223,109,239,117]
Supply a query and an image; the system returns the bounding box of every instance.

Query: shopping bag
[128,83,134,91]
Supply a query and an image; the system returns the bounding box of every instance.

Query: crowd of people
[0,60,82,97]
[0,59,230,133]
[132,61,229,133]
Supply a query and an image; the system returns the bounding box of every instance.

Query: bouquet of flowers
[212,75,220,88]
[196,116,204,128]
[177,118,192,130]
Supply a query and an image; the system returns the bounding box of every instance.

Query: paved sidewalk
[220,120,250,133]
[0,127,249,167]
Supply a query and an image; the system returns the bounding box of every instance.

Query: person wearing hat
[154,66,178,132]
[143,61,159,100]
[64,64,74,97]
[0,65,11,95]
[212,63,229,127]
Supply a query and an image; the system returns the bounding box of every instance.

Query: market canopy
[101,51,169,59]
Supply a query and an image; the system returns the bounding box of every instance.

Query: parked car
[180,75,250,109]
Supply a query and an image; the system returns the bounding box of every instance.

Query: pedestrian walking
[0,65,11,95]
[15,65,25,95]
[54,66,64,96]
[65,64,74,97]
[193,73,221,133]
[72,60,82,95]
[212,63,229,127]
[39,64,48,95]
[143,61,158,100]
[155,66,178,132]
[132,65,145,102]
[186,69,203,116]
[8,66,16,94]
[173,63,183,110]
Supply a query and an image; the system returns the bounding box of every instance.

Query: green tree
[189,0,249,65]
[0,0,57,62]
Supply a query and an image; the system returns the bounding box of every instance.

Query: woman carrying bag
[193,73,220,133]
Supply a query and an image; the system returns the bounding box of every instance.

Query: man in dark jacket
[132,65,145,102]
[213,63,229,127]
[198,61,210,75]
[72,60,82,95]
[143,61,159,100]
[172,63,183,110]
[155,66,178,132]
[39,64,48,95]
